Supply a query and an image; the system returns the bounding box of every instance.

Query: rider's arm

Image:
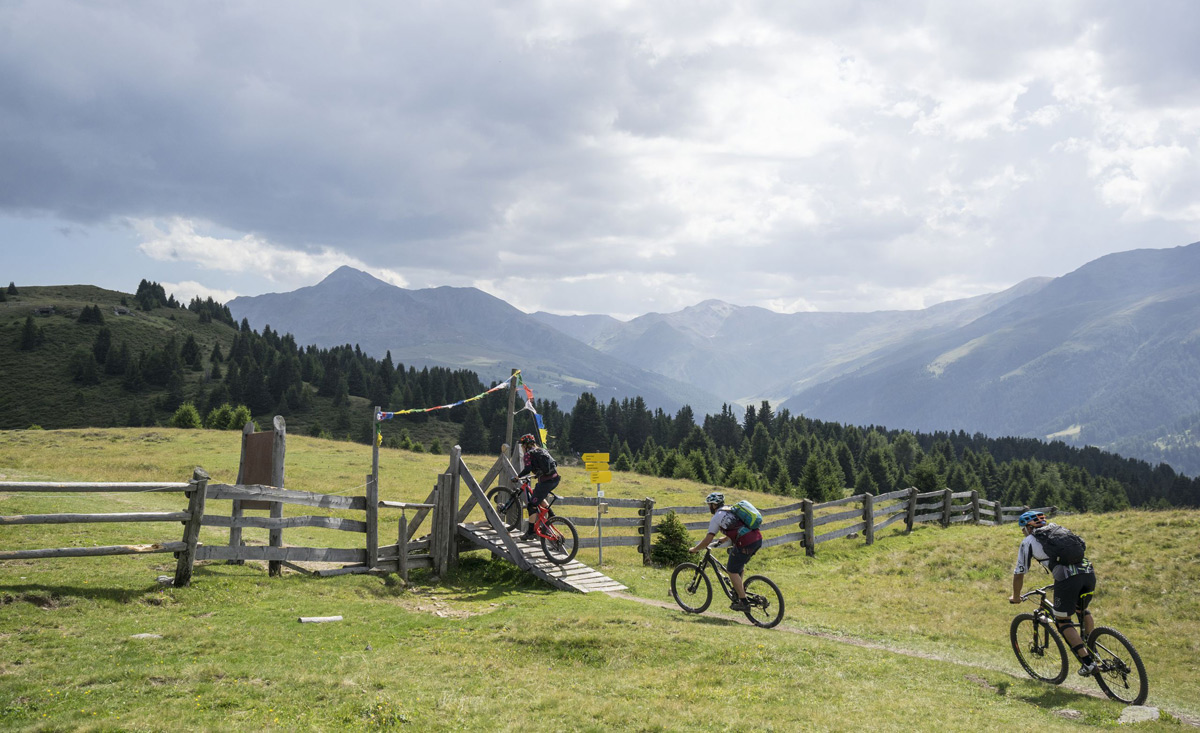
[689,532,717,553]
[1010,571,1025,603]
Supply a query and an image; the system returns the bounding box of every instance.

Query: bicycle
[1010,584,1148,705]
[486,477,579,565]
[670,545,784,628]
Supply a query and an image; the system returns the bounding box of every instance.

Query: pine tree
[457,403,488,454]
[650,511,692,567]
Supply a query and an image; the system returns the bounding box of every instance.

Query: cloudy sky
[3,1,1199,319]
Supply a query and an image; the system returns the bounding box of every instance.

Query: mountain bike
[1010,584,1148,705]
[670,545,784,628]
[486,478,578,565]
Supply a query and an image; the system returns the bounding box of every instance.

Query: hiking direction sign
[582,452,611,561]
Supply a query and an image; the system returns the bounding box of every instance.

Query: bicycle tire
[742,575,784,628]
[1088,626,1148,705]
[485,487,523,531]
[541,517,578,565]
[670,562,712,614]
[1010,613,1068,684]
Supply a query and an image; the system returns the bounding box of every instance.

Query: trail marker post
[583,452,610,564]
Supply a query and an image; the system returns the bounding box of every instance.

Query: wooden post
[228,422,254,564]
[862,493,875,546]
[448,446,462,570]
[430,474,453,578]
[941,488,952,527]
[397,511,409,583]
[366,407,380,569]
[971,490,980,525]
[639,497,655,566]
[268,416,286,577]
[905,488,917,533]
[802,498,815,556]
[505,369,518,464]
[174,468,209,587]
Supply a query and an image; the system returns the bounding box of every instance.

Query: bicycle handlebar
[1019,584,1054,602]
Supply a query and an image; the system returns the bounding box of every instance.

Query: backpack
[530,448,557,477]
[729,500,763,537]
[1032,524,1086,568]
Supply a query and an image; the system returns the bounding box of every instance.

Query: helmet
[518,434,537,447]
[1018,510,1047,528]
[705,491,725,506]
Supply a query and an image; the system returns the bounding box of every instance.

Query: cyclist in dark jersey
[1009,510,1098,675]
[513,434,560,541]
[688,491,762,611]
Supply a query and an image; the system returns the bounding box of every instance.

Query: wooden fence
[553,487,1056,561]
[0,469,211,586]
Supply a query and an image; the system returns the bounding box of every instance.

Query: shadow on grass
[0,581,162,606]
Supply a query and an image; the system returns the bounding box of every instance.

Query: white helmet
[705,491,724,506]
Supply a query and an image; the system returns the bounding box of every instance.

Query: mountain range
[228,242,1200,475]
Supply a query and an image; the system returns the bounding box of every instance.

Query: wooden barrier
[0,469,210,586]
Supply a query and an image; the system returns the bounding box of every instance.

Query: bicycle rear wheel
[1010,613,1068,684]
[741,575,784,628]
[670,562,712,614]
[1088,627,1148,705]
[541,517,578,565]
[486,487,523,531]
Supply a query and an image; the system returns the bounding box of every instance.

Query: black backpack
[1032,524,1086,568]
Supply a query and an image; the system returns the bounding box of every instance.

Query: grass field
[2,429,1197,731]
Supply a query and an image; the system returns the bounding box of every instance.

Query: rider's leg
[729,572,746,600]
[1053,573,1096,670]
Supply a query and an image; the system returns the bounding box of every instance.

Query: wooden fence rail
[0,469,210,586]
[543,484,1056,560]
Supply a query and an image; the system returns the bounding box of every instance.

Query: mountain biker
[513,433,560,541]
[1009,510,1098,676]
[689,491,763,612]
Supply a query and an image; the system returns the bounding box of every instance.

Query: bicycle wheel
[1010,613,1068,684]
[670,562,712,614]
[485,487,523,531]
[541,517,578,565]
[1088,627,1148,705]
[742,575,784,628]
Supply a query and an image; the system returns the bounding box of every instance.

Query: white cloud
[133,218,408,288]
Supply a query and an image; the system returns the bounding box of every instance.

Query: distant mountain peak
[318,266,393,291]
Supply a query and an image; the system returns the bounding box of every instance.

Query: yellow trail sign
[585,462,609,471]
[589,470,612,484]
[581,453,610,462]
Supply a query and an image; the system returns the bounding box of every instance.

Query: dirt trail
[608,591,1197,727]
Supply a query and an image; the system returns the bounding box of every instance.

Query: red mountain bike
[486,478,579,565]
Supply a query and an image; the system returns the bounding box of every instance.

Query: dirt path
[608,591,1197,727]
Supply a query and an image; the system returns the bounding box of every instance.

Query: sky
[2,1,1199,320]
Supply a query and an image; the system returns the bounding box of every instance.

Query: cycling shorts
[1052,569,1096,618]
[726,539,761,575]
[525,475,560,510]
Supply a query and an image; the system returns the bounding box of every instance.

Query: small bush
[205,403,234,430]
[651,510,693,567]
[229,404,254,431]
[171,402,202,429]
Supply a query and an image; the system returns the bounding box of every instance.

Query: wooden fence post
[862,493,875,546]
[801,498,815,556]
[430,474,451,578]
[971,490,980,525]
[448,446,462,570]
[397,511,409,583]
[941,488,952,527]
[174,468,209,587]
[365,473,379,569]
[640,497,655,566]
[905,488,917,533]
[228,422,253,564]
[268,416,286,577]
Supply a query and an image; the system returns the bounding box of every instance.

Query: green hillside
[1,429,1197,730]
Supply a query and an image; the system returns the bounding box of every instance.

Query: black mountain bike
[1010,584,1148,705]
[486,478,579,565]
[670,545,784,628]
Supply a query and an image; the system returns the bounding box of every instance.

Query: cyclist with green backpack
[689,491,763,612]
[1009,510,1099,676]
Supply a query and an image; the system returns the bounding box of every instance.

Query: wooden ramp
[458,520,627,594]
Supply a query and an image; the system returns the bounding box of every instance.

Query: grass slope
[2,429,1197,731]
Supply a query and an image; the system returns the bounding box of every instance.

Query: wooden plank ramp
[457,521,627,594]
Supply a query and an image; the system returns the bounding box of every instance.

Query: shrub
[229,404,254,431]
[651,511,693,567]
[171,402,202,429]
[205,403,234,429]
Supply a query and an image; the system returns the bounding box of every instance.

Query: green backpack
[729,499,763,536]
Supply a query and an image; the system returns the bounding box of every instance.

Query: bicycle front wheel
[485,487,523,531]
[670,562,712,614]
[1010,613,1068,684]
[742,575,784,628]
[1088,627,1148,705]
[541,517,578,565]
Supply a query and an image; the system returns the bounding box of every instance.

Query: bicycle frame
[506,478,564,542]
[697,546,740,602]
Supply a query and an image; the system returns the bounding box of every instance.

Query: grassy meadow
[2,428,1198,731]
